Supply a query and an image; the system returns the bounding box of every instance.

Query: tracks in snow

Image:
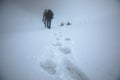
[40,31,89,80]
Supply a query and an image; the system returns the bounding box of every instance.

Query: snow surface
[0,0,120,80]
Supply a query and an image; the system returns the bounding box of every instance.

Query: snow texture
[0,0,120,80]
[65,38,71,41]
[52,42,62,47]
[39,31,89,80]
[58,47,71,54]
[63,60,89,80]
[40,60,56,75]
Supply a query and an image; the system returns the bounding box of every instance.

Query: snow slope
[0,0,120,80]
[1,24,120,80]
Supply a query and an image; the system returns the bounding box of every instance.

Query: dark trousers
[47,20,51,29]
[44,19,47,27]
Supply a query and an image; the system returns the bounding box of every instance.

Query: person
[42,9,47,28]
[45,9,54,29]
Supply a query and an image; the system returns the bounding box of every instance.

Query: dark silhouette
[60,22,64,27]
[45,9,54,29]
[42,9,48,28]
[42,9,54,29]
[66,22,72,26]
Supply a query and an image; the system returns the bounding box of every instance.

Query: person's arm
[42,12,45,22]
[42,15,44,22]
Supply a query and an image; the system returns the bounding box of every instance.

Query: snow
[40,60,57,75]
[0,0,120,80]
[58,47,71,54]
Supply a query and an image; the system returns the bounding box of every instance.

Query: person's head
[44,9,47,12]
[48,9,52,12]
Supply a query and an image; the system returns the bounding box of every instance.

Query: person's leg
[47,21,50,29]
[48,20,51,29]
[47,19,50,29]
[47,20,49,29]
[44,19,47,27]
[49,20,51,29]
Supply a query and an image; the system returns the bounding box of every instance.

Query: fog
[0,0,119,33]
[0,0,120,80]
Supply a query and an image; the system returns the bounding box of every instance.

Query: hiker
[42,9,48,27]
[45,9,54,29]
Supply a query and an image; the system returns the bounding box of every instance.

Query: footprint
[65,66,89,80]
[52,42,62,47]
[40,60,57,75]
[65,38,71,41]
[59,47,71,54]
[64,60,89,80]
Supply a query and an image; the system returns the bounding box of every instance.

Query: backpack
[46,10,54,20]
